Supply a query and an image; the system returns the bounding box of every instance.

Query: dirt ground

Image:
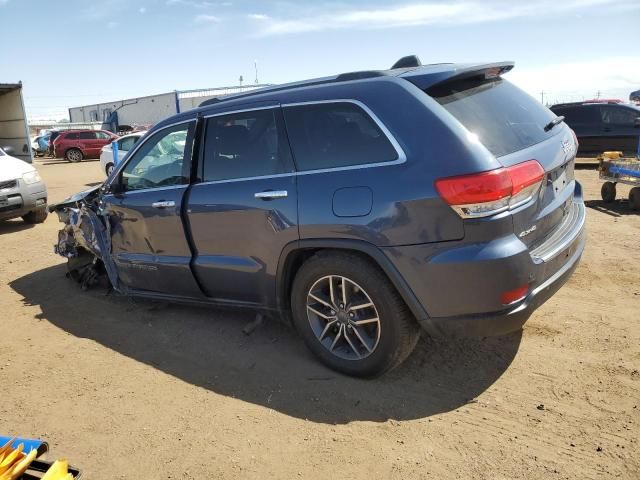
[0,157,638,479]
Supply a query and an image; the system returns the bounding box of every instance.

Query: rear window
[429,78,557,157]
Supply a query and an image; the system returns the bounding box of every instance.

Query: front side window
[283,102,398,171]
[118,136,140,151]
[601,106,639,126]
[120,122,193,191]
[202,108,293,182]
[95,131,111,140]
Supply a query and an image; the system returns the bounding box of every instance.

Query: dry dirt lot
[0,158,638,479]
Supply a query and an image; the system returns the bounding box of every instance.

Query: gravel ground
[0,157,638,479]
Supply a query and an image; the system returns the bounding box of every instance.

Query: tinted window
[95,131,111,140]
[118,136,140,151]
[600,106,639,126]
[78,131,96,140]
[64,132,80,140]
[283,102,398,171]
[202,108,293,182]
[430,79,557,157]
[121,123,193,191]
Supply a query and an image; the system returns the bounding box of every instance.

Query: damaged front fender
[51,186,121,291]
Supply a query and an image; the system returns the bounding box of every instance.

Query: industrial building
[68,85,270,129]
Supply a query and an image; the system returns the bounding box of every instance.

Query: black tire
[601,181,616,203]
[629,187,640,210]
[291,251,420,377]
[22,208,48,224]
[105,163,114,176]
[65,148,83,163]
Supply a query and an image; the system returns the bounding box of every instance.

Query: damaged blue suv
[51,56,585,377]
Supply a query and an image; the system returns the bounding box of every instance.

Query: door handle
[254,190,288,200]
[151,200,176,209]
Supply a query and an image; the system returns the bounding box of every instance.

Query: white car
[0,147,48,223]
[99,132,144,176]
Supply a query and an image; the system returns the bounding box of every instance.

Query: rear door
[78,131,98,156]
[102,120,202,297]
[186,105,298,307]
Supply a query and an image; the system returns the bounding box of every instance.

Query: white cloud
[0,0,9,5]
[248,13,269,21]
[253,0,634,36]
[107,21,119,29]
[194,14,221,23]
[167,0,214,7]
[139,6,146,14]
[508,57,640,104]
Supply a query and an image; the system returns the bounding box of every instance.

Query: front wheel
[291,251,420,377]
[629,187,640,210]
[601,181,616,203]
[105,163,114,176]
[22,208,47,224]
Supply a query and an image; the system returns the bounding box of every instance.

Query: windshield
[428,78,557,157]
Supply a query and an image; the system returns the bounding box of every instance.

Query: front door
[102,120,203,297]
[599,106,640,155]
[186,106,298,307]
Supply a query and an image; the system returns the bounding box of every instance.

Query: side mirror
[108,176,127,195]
[2,146,15,156]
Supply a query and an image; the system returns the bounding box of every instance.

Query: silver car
[0,147,48,223]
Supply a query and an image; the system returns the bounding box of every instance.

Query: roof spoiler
[400,61,515,91]
[391,55,422,69]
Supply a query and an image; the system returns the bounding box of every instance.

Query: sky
[1,0,639,121]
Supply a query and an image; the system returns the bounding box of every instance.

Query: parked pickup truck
[50,57,585,377]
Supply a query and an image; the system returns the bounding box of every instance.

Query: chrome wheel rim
[306,275,381,360]
[68,150,81,161]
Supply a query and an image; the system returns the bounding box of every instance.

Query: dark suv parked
[50,57,585,377]
[550,101,640,156]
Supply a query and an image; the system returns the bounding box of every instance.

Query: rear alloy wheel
[66,148,83,163]
[106,163,114,176]
[291,252,420,377]
[629,187,640,210]
[601,181,616,203]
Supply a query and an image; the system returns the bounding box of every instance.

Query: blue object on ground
[0,436,49,457]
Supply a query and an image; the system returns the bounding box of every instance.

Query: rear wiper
[544,115,565,132]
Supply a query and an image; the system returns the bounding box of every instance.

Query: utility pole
[239,75,243,87]
[254,60,259,84]
[540,90,545,105]
[596,90,601,99]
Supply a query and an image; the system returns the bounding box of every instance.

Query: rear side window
[202,108,294,182]
[64,132,79,140]
[556,106,600,124]
[283,102,399,171]
[429,78,557,157]
[95,131,111,140]
[78,131,95,140]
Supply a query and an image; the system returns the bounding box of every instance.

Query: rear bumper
[382,182,586,338]
[418,227,584,337]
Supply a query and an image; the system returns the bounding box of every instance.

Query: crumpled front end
[50,187,120,291]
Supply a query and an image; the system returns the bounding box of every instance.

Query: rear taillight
[435,160,545,218]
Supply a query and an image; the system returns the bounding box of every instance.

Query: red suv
[53,130,118,162]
